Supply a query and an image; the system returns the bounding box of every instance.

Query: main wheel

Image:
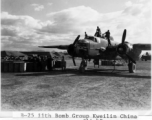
[128,63,136,73]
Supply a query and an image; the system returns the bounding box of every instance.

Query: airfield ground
[1,59,151,111]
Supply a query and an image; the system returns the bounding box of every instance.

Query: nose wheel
[128,62,136,73]
[79,59,87,73]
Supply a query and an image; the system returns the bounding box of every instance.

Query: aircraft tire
[128,63,136,73]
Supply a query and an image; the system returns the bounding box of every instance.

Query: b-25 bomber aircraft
[39,29,151,73]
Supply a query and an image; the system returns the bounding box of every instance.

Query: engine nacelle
[117,42,132,55]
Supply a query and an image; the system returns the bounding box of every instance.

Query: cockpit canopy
[86,35,114,43]
[86,36,100,43]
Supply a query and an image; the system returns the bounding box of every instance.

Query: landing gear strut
[79,59,87,73]
[128,61,136,73]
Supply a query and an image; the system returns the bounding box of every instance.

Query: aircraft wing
[133,44,151,50]
[39,45,69,50]
[125,43,151,61]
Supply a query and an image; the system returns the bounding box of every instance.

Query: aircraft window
[87,36,94,40]
[94,38,97,42]
[87,36,98,42]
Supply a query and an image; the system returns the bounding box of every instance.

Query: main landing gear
[79,59,87,73]
[128,61,136,73]
[79,59,136,73]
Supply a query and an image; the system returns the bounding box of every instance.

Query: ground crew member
[95,26,102,37]
[104,30,111,46]
[79,58,87,72]
[85,32,88,38]
[61,56,66,71]
[146,52,149,56]
[47,56,53,71]
[93,59,99,68]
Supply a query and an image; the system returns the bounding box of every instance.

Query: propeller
[67,35,80,66]
[117,29,135,63]
[117,29,127,55]
[121,29,126,44]
[126,54,136,64]
[73,35,80,46]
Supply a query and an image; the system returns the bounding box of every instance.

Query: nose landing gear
[79,59,87,73]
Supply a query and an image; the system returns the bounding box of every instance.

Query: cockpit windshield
[87,36,94,40]
[87,36,98,42]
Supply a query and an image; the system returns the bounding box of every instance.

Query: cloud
[44,2,150,44]
[1,12,21,25]
[34,5,44,11]
[42,6,101,34]
[1,27,18,36]
[1,0,151,51]
[48,3,53,6]
[1,12,42,29]
[125,1,133,7]
[31,3,39,7]
[47,6,100,23]
[117,0,151,43]
[1,12,44,51]
[1,12,72,51]
[31,3,44,11]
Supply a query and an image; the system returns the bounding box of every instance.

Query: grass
[1,59,151,111]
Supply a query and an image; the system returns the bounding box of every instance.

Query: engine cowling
[117,42,132,55]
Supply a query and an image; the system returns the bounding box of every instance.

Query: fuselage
[74,36,119,59]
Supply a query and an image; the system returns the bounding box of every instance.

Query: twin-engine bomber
[39,29,151,73]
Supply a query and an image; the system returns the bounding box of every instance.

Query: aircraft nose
[77,39,89,47]
[76,39,89,57]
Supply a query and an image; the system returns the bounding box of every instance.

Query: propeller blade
[126,54,136,64]
[73,35,80,46]
[122,29,127,44]
[72,57,76,66]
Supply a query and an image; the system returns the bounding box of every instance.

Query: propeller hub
[67,44,75,56]
[117,44,126,54]
[67,35,80,56]
[117,43,131,55]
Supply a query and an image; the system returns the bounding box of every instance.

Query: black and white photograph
[1,0,151,112]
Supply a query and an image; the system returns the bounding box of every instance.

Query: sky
[1,0,151,52]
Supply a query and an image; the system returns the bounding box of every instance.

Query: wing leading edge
[39,45,69,50]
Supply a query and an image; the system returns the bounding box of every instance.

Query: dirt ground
[1,59,151,111]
